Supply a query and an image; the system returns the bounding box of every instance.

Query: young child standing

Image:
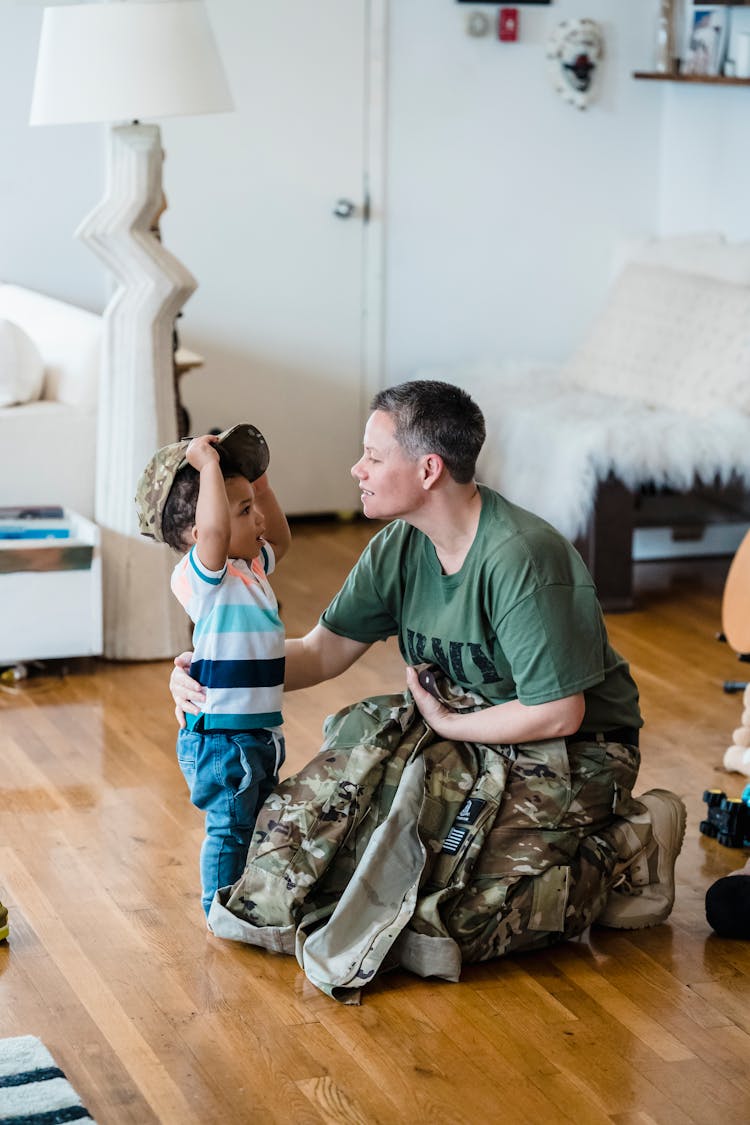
[136,424,291,919]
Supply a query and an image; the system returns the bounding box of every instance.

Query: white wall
[0,3,105,311]
[385,0,662,376]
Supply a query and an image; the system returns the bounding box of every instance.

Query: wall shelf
[633,71,750,85]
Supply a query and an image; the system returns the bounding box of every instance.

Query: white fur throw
[422,361,750,541]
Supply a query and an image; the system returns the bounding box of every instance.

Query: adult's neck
[408,480,483,575]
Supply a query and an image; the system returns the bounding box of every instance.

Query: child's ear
[190,524,199,544]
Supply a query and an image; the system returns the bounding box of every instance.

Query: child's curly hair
[161,451,240,552]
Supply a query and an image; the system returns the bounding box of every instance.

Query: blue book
[0,525,70,540]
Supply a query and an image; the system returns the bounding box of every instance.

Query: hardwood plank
[313,997,506,1124]
[290,1023,404,1124]
[296,1076,372,1125]
[406,979,612,1124]
[550,951,695,1062]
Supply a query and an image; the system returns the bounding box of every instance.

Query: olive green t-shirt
[321,485,641,732]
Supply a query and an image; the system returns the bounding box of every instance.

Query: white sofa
[0,284,101,518]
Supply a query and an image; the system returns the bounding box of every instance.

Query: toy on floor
[700,786,750,848]
[723,683,750,777]
[705,856,750,939]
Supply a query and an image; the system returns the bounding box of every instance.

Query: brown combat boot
[597,789,687,930]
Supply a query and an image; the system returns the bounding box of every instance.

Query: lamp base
[78,122,196,660]
[99,529,189,661]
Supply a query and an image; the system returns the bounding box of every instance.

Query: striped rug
[0,1035,96,1124]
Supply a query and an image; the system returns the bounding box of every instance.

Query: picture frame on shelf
[683,6,729,76]
[723,2,750,76]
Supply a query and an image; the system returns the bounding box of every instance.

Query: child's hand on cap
[185,435,220,471]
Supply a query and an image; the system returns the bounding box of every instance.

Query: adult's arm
[405,665,585,744]
[284,623,371,690]
[169,624,371,725]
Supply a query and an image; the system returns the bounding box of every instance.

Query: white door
[164,0,380,514]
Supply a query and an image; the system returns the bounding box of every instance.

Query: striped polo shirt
[171,544,285,732]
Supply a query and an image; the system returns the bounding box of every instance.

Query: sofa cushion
[562,262,750,416]
[0,318,45,407]
[0,285,100,410]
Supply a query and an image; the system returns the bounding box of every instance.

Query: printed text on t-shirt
[405,629,501,684]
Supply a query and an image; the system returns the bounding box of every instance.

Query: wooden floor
[1,518,749,1124]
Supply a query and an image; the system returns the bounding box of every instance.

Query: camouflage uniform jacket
[208,668,640,1003]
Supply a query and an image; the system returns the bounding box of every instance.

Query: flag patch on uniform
[442,825,469,855]
[441,797,486,854]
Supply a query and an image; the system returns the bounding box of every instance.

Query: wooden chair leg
[575,476,635,612]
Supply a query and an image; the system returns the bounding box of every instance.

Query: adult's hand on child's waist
[170,651,204,728]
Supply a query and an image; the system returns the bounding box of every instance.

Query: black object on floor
[700,788,750,848]
[705,874,750,939]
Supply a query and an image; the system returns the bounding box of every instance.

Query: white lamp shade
[30,1,234,125]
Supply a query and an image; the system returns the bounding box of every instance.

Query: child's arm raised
[253,473,291,564]
[185,435,230,572]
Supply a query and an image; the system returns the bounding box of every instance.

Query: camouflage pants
[413,732,641,963]
[211,679,642,993]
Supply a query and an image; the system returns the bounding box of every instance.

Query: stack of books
[0,505,69,540]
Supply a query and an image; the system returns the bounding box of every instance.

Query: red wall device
[499,8,519,42]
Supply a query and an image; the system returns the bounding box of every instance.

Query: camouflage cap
[134,423,270,542]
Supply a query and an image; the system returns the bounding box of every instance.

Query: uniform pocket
[427,796,502,890]
[564,738,641,828]
[499,737,572,830]
[529,863,570,932]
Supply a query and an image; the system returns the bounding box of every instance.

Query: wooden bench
[576,475,750,611]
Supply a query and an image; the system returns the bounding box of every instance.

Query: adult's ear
[421,453,445,490]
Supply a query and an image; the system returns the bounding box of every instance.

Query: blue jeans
[176,727,285,916]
